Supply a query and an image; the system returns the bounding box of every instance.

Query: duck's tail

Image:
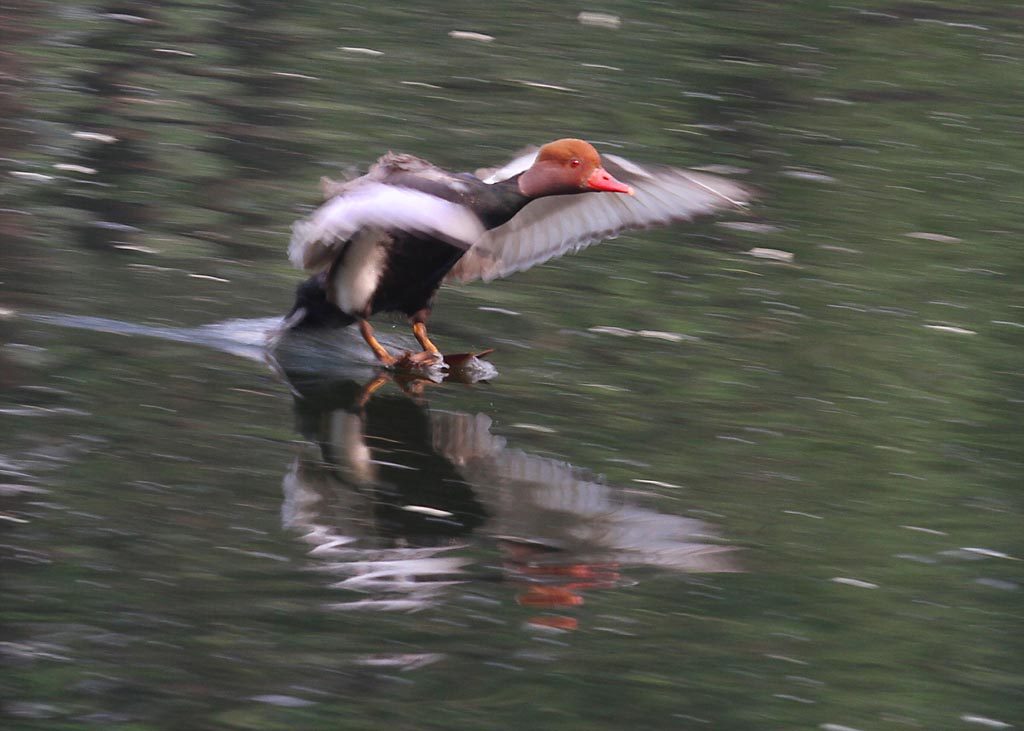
[283,273,357,330]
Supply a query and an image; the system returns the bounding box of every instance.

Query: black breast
[352,171,529,319]
[369,231,466,317]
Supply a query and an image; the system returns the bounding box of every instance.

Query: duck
[284,138,752,368]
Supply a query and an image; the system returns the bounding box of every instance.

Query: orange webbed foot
[393,349,445,372]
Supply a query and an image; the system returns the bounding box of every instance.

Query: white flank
[289,182,485,271]
[332,229,389,314]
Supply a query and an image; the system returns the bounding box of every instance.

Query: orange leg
[412,322,441,354]
[358,319,395,366]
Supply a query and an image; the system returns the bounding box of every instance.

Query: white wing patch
[601,154,654,179]
[289,182,486,272]
[478,148,539,184]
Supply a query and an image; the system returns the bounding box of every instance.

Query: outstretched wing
[447,153,753,283]
[289,182,486,272]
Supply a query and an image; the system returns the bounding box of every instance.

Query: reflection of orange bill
[516,586,585,608]
[527,615,579,632]
[516,562,621,583]
[517,562,620,577]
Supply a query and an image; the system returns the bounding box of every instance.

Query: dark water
[2,2,1022,729]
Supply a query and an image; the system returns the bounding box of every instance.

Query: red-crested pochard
[284,138,752,367]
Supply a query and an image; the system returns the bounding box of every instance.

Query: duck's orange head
[519,138,634,198]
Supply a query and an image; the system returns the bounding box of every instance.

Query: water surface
[2,2,1021,729]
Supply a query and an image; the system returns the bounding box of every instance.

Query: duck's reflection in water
[282,372,739,629]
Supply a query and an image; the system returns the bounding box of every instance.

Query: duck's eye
[569,158,581,168]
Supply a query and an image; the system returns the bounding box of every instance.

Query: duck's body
[285,138,751,366]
